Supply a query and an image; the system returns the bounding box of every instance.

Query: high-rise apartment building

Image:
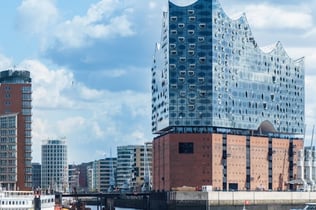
[41,139,68,192]
[116,143,153,192]
[0,70,32,190]
[152,0,304,191]
[91,157,117,192]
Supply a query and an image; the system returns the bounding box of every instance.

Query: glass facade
[151,0,304,135]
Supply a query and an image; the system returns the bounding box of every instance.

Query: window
[179,142,194,154]
[199,57,206,63]
[188,50,195,56]
[171,16,177,21]
[178,37,185,42]
[188,10,194,15]
[198,77,205,83]
[178,23,185,28]
[170,43,176,49]
[188,30,194,35]
[199,23,206,29]
[198,37,205,42]
[189,64,196,69]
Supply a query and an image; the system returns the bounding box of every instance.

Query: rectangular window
[179,142,194,154]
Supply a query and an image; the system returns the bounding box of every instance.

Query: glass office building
[151,0,305,135]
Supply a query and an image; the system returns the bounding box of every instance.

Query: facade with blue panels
[151,0,305,136]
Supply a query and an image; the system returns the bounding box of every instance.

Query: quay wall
[113,191,315,210]
[171,191,315,205]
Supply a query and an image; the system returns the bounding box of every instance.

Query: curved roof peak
[260,42,279,53]
[169,0,198,7]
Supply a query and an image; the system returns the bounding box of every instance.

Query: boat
[0,189,56,210]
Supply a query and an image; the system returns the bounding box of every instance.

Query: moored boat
[0,189,56,210]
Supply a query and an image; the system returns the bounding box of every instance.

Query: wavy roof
[168,0,302,63]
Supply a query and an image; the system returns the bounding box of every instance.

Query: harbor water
[87,206,140,210]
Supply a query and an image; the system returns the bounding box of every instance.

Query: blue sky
[0,0,315,163]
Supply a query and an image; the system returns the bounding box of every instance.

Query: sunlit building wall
[0,70,32,190]
[41,139,68,192]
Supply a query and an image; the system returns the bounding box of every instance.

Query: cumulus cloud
[225,3,313,30]
[0,53,13,69]
[16,59,151,162]
[19,60,75,109]
[17,0,59,35]
[285,47,316,75]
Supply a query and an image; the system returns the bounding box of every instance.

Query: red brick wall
[153,133,304,192]
[250,136,269,190]
[0,83,31,190]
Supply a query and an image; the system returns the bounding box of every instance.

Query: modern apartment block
[152,0,304,191]
[116,143,153,191]
[68,164,80,192]
[0,70,32,190]
[90,157,117,192]
[41,139,68,192]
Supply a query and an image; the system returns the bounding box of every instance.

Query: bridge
[60,192,151,210]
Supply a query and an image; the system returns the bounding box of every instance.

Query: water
[87,206,139,210]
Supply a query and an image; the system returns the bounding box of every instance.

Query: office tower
[91,157,117,192]
[32,163,41,189]
[0,70,32,190]
[116,143,153,192]
[41,139,68,192]
[152,0,304,191]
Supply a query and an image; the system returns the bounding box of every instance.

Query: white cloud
[304,28,316,39]
[15,58,151,162]
[148,2,157,9]
[0,53,13,69]
[19,59,75,108]
[53,0,135,49]
[17,0,59,35]
[227,3,313,30]
[57,116,85,135]
[285,47,316,75]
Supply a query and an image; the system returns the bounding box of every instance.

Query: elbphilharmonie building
[152,0,305,191]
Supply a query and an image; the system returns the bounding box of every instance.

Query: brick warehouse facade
[153,133,303,191]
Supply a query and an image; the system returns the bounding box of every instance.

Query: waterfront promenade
[171,191,316,205]
[62,191,316,210]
